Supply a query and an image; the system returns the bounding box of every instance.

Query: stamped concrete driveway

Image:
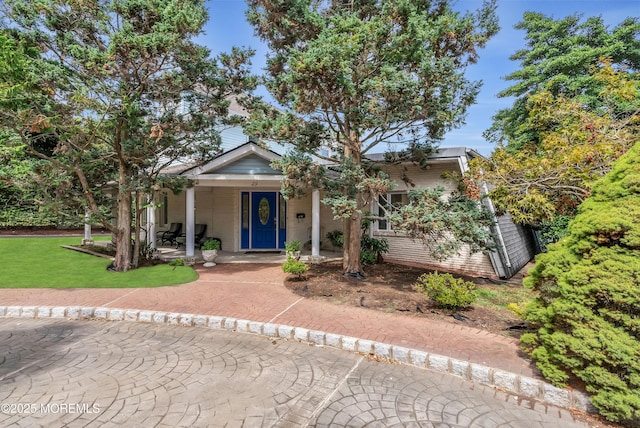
[0,319,588,428]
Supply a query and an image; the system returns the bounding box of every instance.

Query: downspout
[481,183,512,277]
[460,151,512,278]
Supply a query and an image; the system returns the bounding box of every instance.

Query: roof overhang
[191,174,283,188]
[180,142,282,180]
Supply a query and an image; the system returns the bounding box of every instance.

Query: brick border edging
[1,305,594,414]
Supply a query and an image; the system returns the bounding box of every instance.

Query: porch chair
[175,224,208,249]
[157,222,182,247]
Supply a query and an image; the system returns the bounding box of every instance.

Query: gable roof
[181,142,282,177]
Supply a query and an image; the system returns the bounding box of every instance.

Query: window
[377,193,409,231]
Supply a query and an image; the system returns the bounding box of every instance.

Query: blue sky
[197,0,639,156]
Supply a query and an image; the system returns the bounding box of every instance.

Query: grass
[473,283,536,315]
[0,237,198,288]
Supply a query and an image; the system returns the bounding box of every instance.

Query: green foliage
[387,187,495,260]
[0,131,95,227]
[506,302,526,319]
[359,250,377,266]
[282,255,308,279]
[246,0,498,274]
[360,235,389,265]
[326,230,344,248]
[284,240,301,253]
[323,230,388,265]
[169,258,185,270]
[486,12,640,149]
[201,239,221,251]
[538,215,573,245]
[470,62,639,225]
[1,0,256,271]
[522,143,640,426]
[414,271,477,310]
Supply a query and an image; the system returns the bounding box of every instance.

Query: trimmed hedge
[521,143,640,426]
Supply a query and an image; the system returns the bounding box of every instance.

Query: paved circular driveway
[0,319,586,427]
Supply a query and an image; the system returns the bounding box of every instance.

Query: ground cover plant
[0,237,197,288]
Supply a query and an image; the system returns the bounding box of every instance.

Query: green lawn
[0,237,198,288]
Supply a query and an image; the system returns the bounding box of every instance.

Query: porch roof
[179,142,284,186]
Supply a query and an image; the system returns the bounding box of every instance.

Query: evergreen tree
[0,1,255,270]
[246,0,499,275]
[522,142,640,426]
[485,12,640,150]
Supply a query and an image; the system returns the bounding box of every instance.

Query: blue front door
[251,192,277,248]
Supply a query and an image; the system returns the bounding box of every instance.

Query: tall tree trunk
[342,218,351,271]
[342,133,364,276]
[132,190,142,269]
[343,209,363,276]
[114,165,132,271]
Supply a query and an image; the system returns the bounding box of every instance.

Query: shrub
[359,249,377,265]
[169,258,184,270]
[284,240,301,253]
[324,230,388,264]
[326,230,343,248]
[360,235,389,265]
[506,302,526,319]
[201,239,221,251]
[538,214,573,245]
[414,271,476,310]
[521,143,640,426]
[282,255,308,279]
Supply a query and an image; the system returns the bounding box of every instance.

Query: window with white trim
[377,192,409,231]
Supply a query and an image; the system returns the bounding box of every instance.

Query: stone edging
[0,305,594,414]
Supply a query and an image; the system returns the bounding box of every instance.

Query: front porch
[151,143,342,262]
[156,246,343,265]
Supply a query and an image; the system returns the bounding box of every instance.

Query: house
[366,149,540,279]
[153,127,540,279]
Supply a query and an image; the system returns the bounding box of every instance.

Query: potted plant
[201,239,221,267]
[285,240,302,260]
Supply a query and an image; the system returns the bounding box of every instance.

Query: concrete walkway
[0,263,593,415]
[0,318,589,427]
[0,263,535,375]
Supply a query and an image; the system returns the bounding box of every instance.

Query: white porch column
[185,187,195,258]
[82,207,93,245]
[146,197,157,250]
[311,189,321,260]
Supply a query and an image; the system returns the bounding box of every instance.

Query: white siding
[285,192,342,249]
[287,195,311,245]
[320,196,343,249]
[374,160,496,278]
[380,233,496,278]
[208,188,238,251]
[219,126,249,152]
[160,187,237,250]
[381,161,459,195]
[165,192,185,227]
[195,187,214,240]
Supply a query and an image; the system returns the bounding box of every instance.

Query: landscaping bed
[285,261,535,338]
